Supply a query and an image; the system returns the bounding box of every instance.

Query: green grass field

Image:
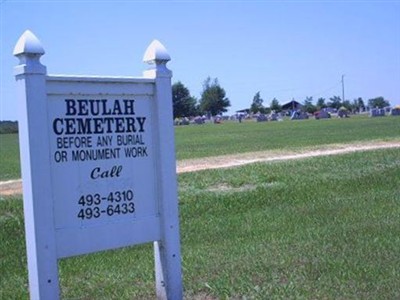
[175,115,400,159]
[0,133,20,181]
[1,115,400,180]
[1,115,400,299]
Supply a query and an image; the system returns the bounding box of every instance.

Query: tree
[342,100,353,112]
[172,81,198,118]
[250,91,265,113]
[199,77,230,115]
[316,97,327,109]
[270,98,281,112]
[303,96,317,114]
[368,97,390,109]
[327,96,342,109]
[357,97,365,110]
[352,97,365,112]
[0,121,18,134]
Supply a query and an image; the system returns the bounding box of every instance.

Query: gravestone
[315,110,331,119]
[269,112,280,121]
[390,107,400,116]
[256,114,268,122]
[370,108,385,117]
[14,30,182,300]
[290,111,309,120]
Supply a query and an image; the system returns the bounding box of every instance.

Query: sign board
[47,78,160,258]
[14,30,182,299]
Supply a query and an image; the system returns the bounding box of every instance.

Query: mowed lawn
[175,115,400,160]
[1,115,400,180]
[0,115,400,299]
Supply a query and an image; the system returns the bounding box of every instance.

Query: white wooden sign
[14,30,182,300]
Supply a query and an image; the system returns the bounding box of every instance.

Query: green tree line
[172,77,231,118]
[0,121,18,134]
[251,95,389,114]
[172,78,391,118]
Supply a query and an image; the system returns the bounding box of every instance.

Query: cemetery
[173,101,399,126]
[1,31,400,300]
[2,104,400,299]
[173,103,400,127]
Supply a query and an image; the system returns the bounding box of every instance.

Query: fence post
[14,30,60,300]
[143,40,183,300]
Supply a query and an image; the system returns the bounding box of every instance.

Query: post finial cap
[13,30,45,56]
[143,40,170,64]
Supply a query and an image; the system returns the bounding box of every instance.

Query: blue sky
[1,0,399,120]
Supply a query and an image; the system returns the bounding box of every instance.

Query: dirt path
[1,140,400,196]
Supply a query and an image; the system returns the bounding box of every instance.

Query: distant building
[236,108,250,114]
[281,99,302,111]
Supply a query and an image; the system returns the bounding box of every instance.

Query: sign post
[143,41,183,299]
[14,30,182,300]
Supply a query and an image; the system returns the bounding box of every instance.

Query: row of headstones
[257,108,400,121]
[174,107,400,125]
[370,107,400,117]
[174,115,228,125]
[256,112,283,122]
